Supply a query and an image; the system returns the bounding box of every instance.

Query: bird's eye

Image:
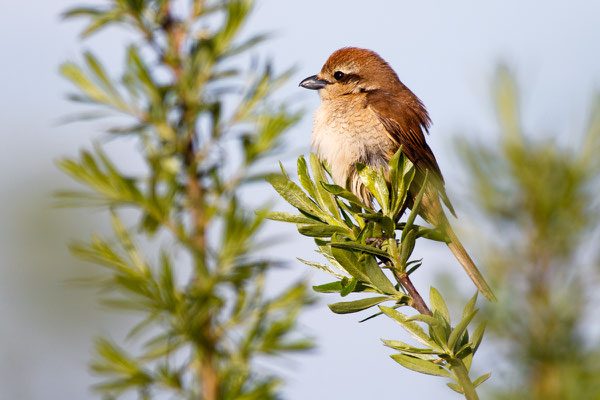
[333,71,345,80]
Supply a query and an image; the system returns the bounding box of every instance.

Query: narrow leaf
[312,281,343,293]
[380,306,439,349]
[408,314,449,350]
[357,163,389,215]
[266,174,323,217]
[330,242,391,259]
[321,182,367,209]
[448,310,478,354]
[382,340,439,356]
[297,156,317,200]
[297,224,349,237]
[263,211,321,224]
[340,277,358,297]
[429,287,451,326]
[447,383,464,394]
[401,169,429,241]
[468,321,487,354]
[330,245,370,283]
[473,372,492,387]
[362,255,398,295]
[390,354,451,378]
[399,229,417,266]
[328,296,390,314]
[297,258,346,279]
[310,153,341,219]
[313,280,373,294]
[462,292,478,320]
[358,213,396,237]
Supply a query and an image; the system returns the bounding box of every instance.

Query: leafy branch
[58,1,313,399]
[267,151,490,399]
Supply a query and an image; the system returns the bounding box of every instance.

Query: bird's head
[299,47,402,100]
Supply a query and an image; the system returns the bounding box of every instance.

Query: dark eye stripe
[336,73,360,83]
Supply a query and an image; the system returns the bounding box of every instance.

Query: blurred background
[1,0,599,398]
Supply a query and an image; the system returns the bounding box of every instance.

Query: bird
[299,47,496,301]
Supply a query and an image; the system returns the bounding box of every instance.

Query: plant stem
[393,269,432,316]
[449,358,479,400]
[186,143,207,251]
[200,350,218,400]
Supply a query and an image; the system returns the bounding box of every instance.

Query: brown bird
[300,47,496,301]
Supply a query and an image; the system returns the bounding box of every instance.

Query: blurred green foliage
[457,66,600,400]
[58,1,313,399]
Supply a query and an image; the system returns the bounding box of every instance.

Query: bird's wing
[366,89,456,216]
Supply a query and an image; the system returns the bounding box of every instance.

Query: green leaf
[313,280,373,294]
[379,306,440,350]
[61,63,111,104]
[297,258,346,279]
[390,354,451,378]
[399,229,417,266]
[382,340,439,357]
[429,287,451,326]
[340,277,358,297]
[462,353,474,371]
[263,211,320,224]
[448,310,478,354]
[446,382,464,394]
[356,222,375,243]
[473,372,492,387]
[406,259,422,276]
[297,156,317,200]
[328,296,391,314]
[468,321,487,355]
[407,314,449,351]
[358,213,396,237]
[401,156,417,188]
[415,226,449,242]
[330,242,371,283]
[297,224,349,237]
[126,45,158,100]
[321,182,367,209]
[406,314,442,327]
[393,153,416,220]
[357,163,390,215]
[310,153,341,220]
[110,212,146,274]
[462,292,478,320]
[312,281,343,293]
[455,345,474,362]
[279,161,289,178]
[388,147,409,217]
[362,255,398,295]
[330,241,391,260]
[84,51,120,98]
[266,173,323,217]
[401,169,429,241]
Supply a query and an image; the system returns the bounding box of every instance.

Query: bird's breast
[311,98,395,194]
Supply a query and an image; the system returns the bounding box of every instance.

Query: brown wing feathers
[367,89,457,217]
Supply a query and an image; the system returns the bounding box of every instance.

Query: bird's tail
[445,225,496,301]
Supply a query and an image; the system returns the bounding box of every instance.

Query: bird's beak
[299,75,330,90]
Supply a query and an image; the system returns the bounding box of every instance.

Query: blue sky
[1,0,599,399]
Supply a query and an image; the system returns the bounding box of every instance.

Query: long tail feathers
[446,227,497,301]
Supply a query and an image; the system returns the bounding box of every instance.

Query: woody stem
[392,269,431,316]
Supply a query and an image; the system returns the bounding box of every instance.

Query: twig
[200,351,219,400]
[449,358,480,400]
[159,7,216,398]
[392,269,432,316]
